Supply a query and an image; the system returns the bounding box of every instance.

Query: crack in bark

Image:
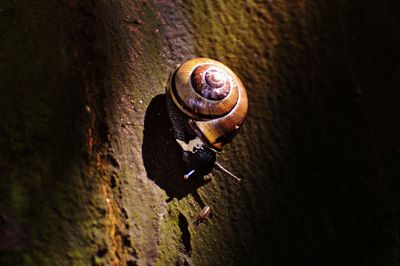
[178,212,192,256]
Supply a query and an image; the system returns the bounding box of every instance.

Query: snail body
[167,58,248,151]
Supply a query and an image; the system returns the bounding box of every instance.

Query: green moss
[155,202,181,266]
[8,182,27,214]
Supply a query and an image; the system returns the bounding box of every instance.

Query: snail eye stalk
[184,169,195,179]
[214,161,241,182]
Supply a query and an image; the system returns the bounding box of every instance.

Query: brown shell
[168,58,248,151]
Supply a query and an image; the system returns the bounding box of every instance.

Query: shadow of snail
[142,94,209,203]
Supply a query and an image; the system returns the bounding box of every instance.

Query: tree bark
[1,0,399,265]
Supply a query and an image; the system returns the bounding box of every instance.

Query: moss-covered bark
[1,0,399,265]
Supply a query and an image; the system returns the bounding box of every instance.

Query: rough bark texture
[1,0,399,265]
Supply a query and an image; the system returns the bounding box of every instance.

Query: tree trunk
[1,0,399,265]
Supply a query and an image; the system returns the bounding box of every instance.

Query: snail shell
[167,58,248,151]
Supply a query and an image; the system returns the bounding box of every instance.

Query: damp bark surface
[0,1,399,265]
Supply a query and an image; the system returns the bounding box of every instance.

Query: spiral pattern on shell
[169,58,240,120]
[191,65,231,101]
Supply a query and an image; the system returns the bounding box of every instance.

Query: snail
[166,58,248,181]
